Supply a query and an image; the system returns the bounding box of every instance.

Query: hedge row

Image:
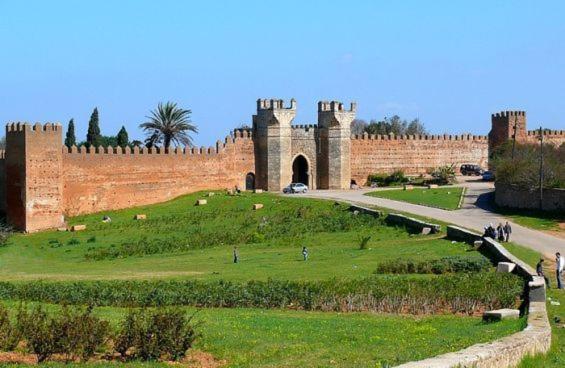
[0,273,523,315]
[374,255,492,274]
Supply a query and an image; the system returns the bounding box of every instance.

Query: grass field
[492,206,564,235]
[0,191,530,367]
[365,187,464,210]
[0,191,475,282]
[0,302,525,368]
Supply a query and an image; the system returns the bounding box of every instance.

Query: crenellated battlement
[6,122,62,133]
[491,111,526,118]
[351,133,489,141]
[318,100,356,113]
[526,129,564,136]
[291,124,317,130]
[256,98,296,111]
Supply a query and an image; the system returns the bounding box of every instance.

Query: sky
[1,0,564,145]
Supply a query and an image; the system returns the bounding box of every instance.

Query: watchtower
[318,101,356,189]
[252,99,296,191]
[5,123,64,232]
[489,111,526,155]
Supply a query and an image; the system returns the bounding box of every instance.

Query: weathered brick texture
[351,134,489,185]
[62,133,254,216]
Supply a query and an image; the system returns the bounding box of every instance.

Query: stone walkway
[300,178,565,257]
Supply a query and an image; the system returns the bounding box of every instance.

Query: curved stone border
[395,226,551,368]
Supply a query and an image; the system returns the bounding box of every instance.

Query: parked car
[482,171,495,181]
[283,183,308,194]
[460,164,484,176]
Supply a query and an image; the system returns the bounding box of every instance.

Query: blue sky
[1,0,564,145]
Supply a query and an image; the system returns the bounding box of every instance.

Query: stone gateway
[0,99,563,232]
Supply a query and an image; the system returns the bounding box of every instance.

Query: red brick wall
[521,130,565,146]
[0,150,5,214]
[350,134,489,185]
[62,132,255,216]
[5,123,64,232]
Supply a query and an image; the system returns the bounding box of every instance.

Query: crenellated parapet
[351,133,489,141]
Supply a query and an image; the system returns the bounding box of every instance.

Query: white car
[283,183,308,194]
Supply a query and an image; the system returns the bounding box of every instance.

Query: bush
[0,303,196,363]
[374,255,491,274]
[0,303,20,350]
[368,170,409,187]
[16,304,109,363]
[427,165,456,185]
[0,274,523,315]
[114,308,198,361]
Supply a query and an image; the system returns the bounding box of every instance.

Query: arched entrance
[292,155,309,185]
[245,172,255,190]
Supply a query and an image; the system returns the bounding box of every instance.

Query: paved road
[301,179,565,257]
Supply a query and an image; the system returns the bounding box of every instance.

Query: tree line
[350,115,428,136]
[64,102,198,149]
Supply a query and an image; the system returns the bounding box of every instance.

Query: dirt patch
[0,349,226,367]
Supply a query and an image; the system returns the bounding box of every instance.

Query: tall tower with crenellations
[252,98,296,191]
[317,101,356,189]
[489,111,526,156]
[5,123,65,232]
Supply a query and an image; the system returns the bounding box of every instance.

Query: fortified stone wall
[522,129,565,146]
[350,134,489,185]
[62,132,254,216]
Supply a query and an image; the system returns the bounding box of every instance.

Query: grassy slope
[366,187,464,210]
[494,207,563,234]
[0,192,475,282]
[1,302,525,368]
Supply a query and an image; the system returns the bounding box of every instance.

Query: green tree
[86,108,101,148]
[116,126,129,148]
[140,102,198,149]
[64,119,76,147]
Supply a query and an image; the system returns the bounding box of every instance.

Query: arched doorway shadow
[292,155,309,186]
[245,172,255,190]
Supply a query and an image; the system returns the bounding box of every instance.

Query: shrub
[18,305,58,363]
[0,303,20,350]
[428,165,456,185]
[368,170,409,187]
[374,255,491,275]
[87,236,97,243]
[67,238,81,246]
[115,308,198,361]
[357,235,371,250]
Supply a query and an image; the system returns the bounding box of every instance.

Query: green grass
[0,192,477,282]
[491,206,564,234]
[365,187,465,210]
[0,301,525,368]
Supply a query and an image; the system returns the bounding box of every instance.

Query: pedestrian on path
[536,258,550,288]
[556,252,564,289]
[497,223,505,242]
[504,222,512,242]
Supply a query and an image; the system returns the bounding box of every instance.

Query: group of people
[537,252,564,289]
[483,222,512,242]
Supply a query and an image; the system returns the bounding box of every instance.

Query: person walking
[233,246,239,264]
[302,246,309,261]
[503,222,512,242]
[556,252,564,289]
[497,223,505,242]
[536,258,550,288]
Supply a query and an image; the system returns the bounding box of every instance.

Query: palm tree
[140,102,198,149]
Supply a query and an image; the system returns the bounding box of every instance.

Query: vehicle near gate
[460,164,484,176]
[482,171,495,181]
[283,183,309,194]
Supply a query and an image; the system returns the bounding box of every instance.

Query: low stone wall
[348,204,383,218]
[395,226,551,368]
[385,213,441,233]
[495,183,564,211]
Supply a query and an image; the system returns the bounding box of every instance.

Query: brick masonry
[0,104,563,232]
